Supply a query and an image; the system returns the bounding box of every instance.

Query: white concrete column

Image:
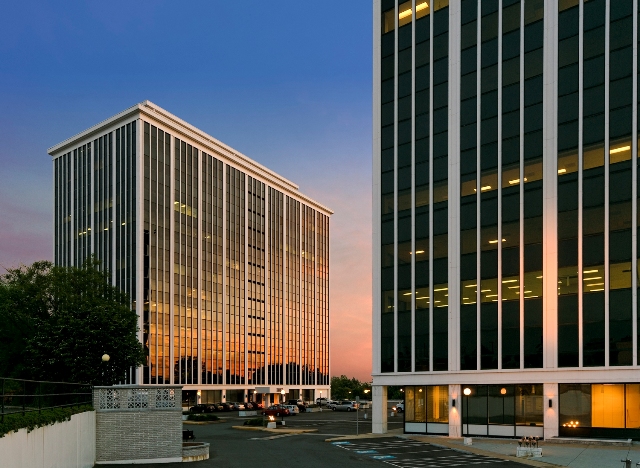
[372,385,388,434]
[448,384,461,438]
[544,383,558,440]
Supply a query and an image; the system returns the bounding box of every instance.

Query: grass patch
[243,417,264,427]
[186,413,219,422]
[0,405,94,437]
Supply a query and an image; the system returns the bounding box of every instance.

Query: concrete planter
[182,442,209,462]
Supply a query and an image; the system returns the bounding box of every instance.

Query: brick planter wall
[94,386,182,464]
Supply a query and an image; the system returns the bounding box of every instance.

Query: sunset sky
[0,1,373,381]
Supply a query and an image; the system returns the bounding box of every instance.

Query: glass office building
[373,0,640,439]
[49,101,331,405]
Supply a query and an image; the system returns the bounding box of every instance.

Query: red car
[261,405,290,417]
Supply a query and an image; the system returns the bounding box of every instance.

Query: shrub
[186,413,219,422]
[243,418,264,426]
[0,405,93,437]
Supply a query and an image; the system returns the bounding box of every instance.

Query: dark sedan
[189,404,216,413]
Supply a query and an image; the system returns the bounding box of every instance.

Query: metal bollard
[621,459,631,468]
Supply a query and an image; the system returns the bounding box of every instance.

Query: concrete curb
[232,426,318,434]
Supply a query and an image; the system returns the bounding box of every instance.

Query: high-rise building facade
[373,0,640,439]
[49,101,331,405]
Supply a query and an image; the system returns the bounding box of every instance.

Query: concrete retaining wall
[0,410,96,468]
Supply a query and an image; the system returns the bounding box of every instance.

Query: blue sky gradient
[0,0,374,380]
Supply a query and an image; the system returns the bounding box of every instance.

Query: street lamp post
[101,354,110,386]
[463,387,471,436]
[280,389,286,425]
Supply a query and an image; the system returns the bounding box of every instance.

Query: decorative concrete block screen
[94,386,182,464]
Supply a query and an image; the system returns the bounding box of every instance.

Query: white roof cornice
[47,100,333,215]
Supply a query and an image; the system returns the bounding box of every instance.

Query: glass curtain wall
[522,0,544,368]
[557,0,580,367]
[381,0,396,373]
[582,0,607,367]
[93,133,113,271]
[501,0,522,370]
[414,0,431,372]
[201,152,224,384]
[317,213,330,384]
[174,139,199,385]
[226,166,245,385]
[302,206,316,384]
[247,177,266,385]
[54,152,72,267]
[143,124,172,384]
[286,197,301,385]
[479,0,500,371]
[115,123,137,313]
[608,0,633,366]
[397,0,413,373]
[432,0,450,372]
[73,144,91,266]
[268,188,284,385]
[460,0,478,371]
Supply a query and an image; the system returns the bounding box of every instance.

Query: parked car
[283,404,300,415]
[244,402,254,410]
[334,400,359,412]
[230,402,246,411]
[253,402,264,409]
[316,397,328,406]
[287,399,306,411]
[189,404,215,413]
[327,400,338,410]
[262,405,291,417]
[393,401,404,413]
[218,402,233,411]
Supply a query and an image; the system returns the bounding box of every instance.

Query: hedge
[0,405,94,437]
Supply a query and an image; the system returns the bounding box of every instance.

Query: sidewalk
[407,435,640,468]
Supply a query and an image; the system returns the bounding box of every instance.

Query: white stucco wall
[0,410,95,468]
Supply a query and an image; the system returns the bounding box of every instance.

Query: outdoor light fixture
[549,399,553,408]
[500,388,507,395]
[102,354,110,362]
[463,388,471,396]
[452,399,456,408]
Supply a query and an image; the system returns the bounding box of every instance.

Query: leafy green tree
[0,259,145,385]
[330,375,372,400]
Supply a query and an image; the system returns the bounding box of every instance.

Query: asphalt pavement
[96,410,531,468]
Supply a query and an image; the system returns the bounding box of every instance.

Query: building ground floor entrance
[374,382,640,441]
[181,386,330,409]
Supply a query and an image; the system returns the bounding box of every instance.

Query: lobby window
[406,386,427,423]
[560,384,640,431]
[405,385,449,423]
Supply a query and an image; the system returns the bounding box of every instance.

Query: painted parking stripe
[355,450,378,454]
[332,441,351,445]
[372,455,396,460]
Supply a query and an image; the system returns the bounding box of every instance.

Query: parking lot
[98,410,529,468]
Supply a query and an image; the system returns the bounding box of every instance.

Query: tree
[330,375,372,400]
[0,259,145,385]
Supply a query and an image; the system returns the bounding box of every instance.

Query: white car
[334,400,359,412]
[393,401,404,413]
[283,404,300,415]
